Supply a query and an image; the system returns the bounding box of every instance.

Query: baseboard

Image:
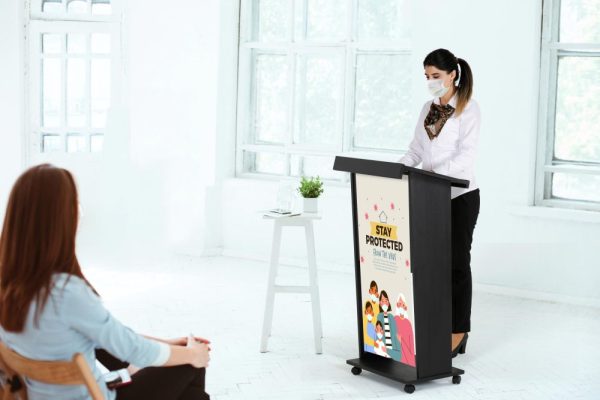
[200,247,224,257]
[218,251,600,309]
[221,249,352,274]
[474,282,600,309]
[172,246,224,258]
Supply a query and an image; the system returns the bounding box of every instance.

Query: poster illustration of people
[356,173,416,367]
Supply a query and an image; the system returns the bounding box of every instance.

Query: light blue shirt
[0,273,169,400]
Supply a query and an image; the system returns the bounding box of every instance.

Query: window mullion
[295,54,306,152]
[86,34,92,149]
[286,49,296,176]
[341,0,357,155]
[60,45,67,149]
[301,0,308,41]
[544,20,560,201]
[535,0,557,204]
[343,47,357,153]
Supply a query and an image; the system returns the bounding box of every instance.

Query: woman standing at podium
[398,48,480,358]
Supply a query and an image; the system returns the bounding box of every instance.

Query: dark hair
[0,164,96,332]
[379,290,389,303]
[376,321,383,329]
[423,48,473,116]
[365,302,373,311]
[370,280,378,290]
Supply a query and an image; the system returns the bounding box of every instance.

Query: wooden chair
[0,342,105,400]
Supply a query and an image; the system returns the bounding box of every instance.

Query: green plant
[297,176,324,198]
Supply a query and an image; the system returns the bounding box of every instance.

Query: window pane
[67,134,87,153]
[67,33,87,54]
[254,53,289,144]
[42,0,64,13]
[92,0,111,15]
[555,57,600,163]
[91,33,110,54]
[90,134,104,152]
[91,59,111,128]
[42,33,63,54]
[552,173,600,202]
[354,53,413,150]
[291,154,342,180]
[560,0,600,43]
[67,0,89,14]
[306,0,347,41]
[243,151,287,175]
[67,58,87,128]
[42,58,62,128]
[42,134,62,152]
[257,0,288,41]
[293,54,342,146]
[357,0,411,41]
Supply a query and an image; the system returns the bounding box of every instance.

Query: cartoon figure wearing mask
[394,293,416,367]
[367,280,380,316]
[373,321,390,358]
[363,302,376,352]
[376,290,401,361]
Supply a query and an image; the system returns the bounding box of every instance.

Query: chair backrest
[0,342,105,400]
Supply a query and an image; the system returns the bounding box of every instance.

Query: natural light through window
[28,0,115,156]
[236,0,412,182]
[537,0,600,210]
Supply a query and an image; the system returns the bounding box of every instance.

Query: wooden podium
[333,156,469,394]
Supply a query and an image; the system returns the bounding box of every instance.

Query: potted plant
[297,176,324,213]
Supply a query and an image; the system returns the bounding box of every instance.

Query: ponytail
[455,58,473,116]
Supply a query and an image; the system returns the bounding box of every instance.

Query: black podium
[333,156,469,394]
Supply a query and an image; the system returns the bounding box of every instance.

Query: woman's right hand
[164,341,211,368]
[187,338,210,368]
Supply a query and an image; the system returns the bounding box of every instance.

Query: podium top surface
[333,156,469,188]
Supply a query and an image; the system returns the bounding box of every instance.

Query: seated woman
[0,164,210,400]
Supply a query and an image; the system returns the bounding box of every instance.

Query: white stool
[260,213,323,354]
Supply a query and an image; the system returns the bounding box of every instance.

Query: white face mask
[395,307,406,318]
[376,333,383,340]
[427,79,449,98]
[370,294,378,302]
[381,304,389,312]
[366,314,373,322]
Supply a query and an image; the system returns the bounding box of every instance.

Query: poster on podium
[355,173,416,368]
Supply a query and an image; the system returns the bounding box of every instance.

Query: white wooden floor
[85,256,600,400]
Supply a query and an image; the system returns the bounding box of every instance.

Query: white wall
[222,0,600,304]
[0,0,24,221]
[118,0,222,259]
[68,0,226,265]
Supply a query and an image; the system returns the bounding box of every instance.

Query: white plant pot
[303,197,319,213]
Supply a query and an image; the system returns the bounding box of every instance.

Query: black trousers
[451,189,480,333]
[95,350,209,400]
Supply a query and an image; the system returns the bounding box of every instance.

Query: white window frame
[235,0,412,182]
[25,0,122,163]
[535,0,600,212]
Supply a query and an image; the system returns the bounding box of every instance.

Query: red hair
[0,164,94,332]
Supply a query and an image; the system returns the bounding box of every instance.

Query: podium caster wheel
[404,384,415,394]
[452,375,461,384]
[351,367,362,375]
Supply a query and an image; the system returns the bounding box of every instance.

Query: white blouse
[399,95,481,199]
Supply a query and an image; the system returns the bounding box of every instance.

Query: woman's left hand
[166,336,211,346]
